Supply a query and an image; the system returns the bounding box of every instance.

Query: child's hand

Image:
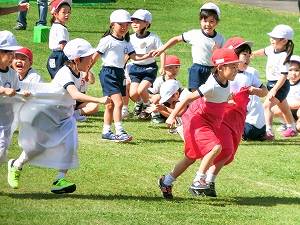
[267,89,277,102]
[22,91,31,97]
[165,115,176,128]
[4,88,16,97]
[99,96,111,104]
[151,49,163,57]
[159,67,165,75]
[18,2,29,12]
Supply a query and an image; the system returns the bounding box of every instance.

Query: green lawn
[0,1,300,224]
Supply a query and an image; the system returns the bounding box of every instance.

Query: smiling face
[54,4,71,25]
[0,50,15,70]
[237,50,251,71]
[164,65,180,79]
[112,22,130,38]
[76,55,93,73]
[131,18,149,35]
[12,53,31,77]
[200,15,218,36]
[288,61,300,84]
[218,62,239,83]
[269,37,288,52]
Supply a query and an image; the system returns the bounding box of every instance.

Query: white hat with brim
[110,9,132,23]
[159,80,180,104]
[200,2,221,18]
[0,30,21,51]
[290,55,300,64]
[267,24,294,40]
[131,9,152,23]
[63,38,96,60]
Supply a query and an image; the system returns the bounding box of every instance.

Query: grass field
[1,0,300,224]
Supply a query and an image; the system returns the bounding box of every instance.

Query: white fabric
[0,30,21,51]
[18,68,43,91]
[148,76,165,94]
[63,38,95,60]
[287,81,300,105]
[178,88,191,102]
[265,45,289,81]
[96,35,135,68]
[49,23,69,51]
[246,95,265,129]
[198,75,230,103]
[182,29,224,66]
[130,32,162,65]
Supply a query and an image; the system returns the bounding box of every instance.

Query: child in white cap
[91,9,151,142]
[272,55,300,132]
[47,0,72,79]
[152,2,224,91]
[252,24,297,139]
[128,9,165,119]
[0,30,29,163]
[7,38,110,193]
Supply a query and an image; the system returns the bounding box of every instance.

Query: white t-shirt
[18,68,43,91]
[49,22,69,51]
[148,76,166,94]
[287,81,300,105]
[198,74,230,103]
[130,32,163,65]
[182,29,224,66]
[96,35,135,68]
[265,45,289,81]
[246,95,265,129]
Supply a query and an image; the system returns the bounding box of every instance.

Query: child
[46,0,71,79]
[128,9,165,119]
[91,9,151,142]
[11,47,43,90]
[148,55,181,123]
[272,55,300,132]
[7,38,109,193]
[158,48,240,199]
[153,2,224,91]
[252,24,297,139]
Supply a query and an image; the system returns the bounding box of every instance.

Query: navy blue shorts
[291,109,298,120]
[99,66,126,97]
[267,79,290,102]
[188,63,213,90]
[243,123,266,141]
[47,50,68,79]
[129,62,158,84]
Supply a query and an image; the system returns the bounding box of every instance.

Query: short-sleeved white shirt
[198,74,230,103]
[182,29,224,66]
[265,46,289,81]
[18,68,43,91]
[96,35,135,68]
[0,67,20,90]
[49,23,69,51]
[148,76,166,94]
[287,81,300,104]
[230,67,262,94]
[130,32,163,65]
[246,95,265,128]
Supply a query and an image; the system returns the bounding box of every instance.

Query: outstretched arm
[152,35,183,57]
[0,3,29,16]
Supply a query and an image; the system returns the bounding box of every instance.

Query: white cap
[159,80,180,104]
[131,9,152,23]
[110,9,131,23]
[0,30,21,51]
[290,55,300,64]
[267,24,294,40]
[200,2,221,18]
[63,38,96,60]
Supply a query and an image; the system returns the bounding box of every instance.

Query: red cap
[223,37,253,50]
[50,0,72,14]
[15,47,33,63]
[211,48,240,66]
[165,55,181,67]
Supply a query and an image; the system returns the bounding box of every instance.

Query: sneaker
[115,130,133,143]
[204,182,217,197]
[51,178,76,194]
[277,124,287,132]
[282,127,298,137]
[151,115,165,124]
[158,175,173,199]
[14,22,26,30]
[7,159,21,189]
[122,107,129,119]
[138,110,151,120]
[189,179,209,196]
[265,130,275,141]
[133,102,143,116]
[102,131,118,141]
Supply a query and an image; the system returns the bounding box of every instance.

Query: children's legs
[102,101,114,134]
[170,156,196,179]
[198,144,222,175]
[277,99,295,125]
[138,80,152,103]
[111,93,123,123]
[78,102,99,116]
[263,98,278,131]
[129,82,140,102]
[297,109,300,131]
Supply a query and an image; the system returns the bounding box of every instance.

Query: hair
[103,24,130,42]
[199,9,219,22]
[284,40,294,65]
[234,44,252,56]
[50,3,71,25]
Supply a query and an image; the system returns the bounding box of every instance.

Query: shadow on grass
[233,196,300,206]
[241,140,300,146]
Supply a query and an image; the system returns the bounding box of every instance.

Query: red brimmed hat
[211,48,240,66]
[15,47,33,63]
[223,37,253,50]
[165,55,181,67]
[50,0,72,14]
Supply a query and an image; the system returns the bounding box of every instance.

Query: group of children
[0,0,299,198]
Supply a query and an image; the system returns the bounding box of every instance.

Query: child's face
[131,19,149,34]
[270,37,288,52]
[164,65,180,79]
[200,16,218,36]
[54,5,71,24]
[0,50,14,69]
[112,22,130,37]
[168,91,180,104]
[219,62,239,81]
[76,55,93,72]
[12,53,31,76]
[238,50,251,71]
[288,62,300,84]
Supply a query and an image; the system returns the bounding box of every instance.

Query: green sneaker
[51,178,76,194]
[7,159,21,189]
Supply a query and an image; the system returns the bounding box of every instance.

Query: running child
[128,9,165,119]
[91,9,152,142]
[153,2,224,91]
[7,38,109,193]
[252,24,297,139]
[158,48,240,199]
[46,0,71,79]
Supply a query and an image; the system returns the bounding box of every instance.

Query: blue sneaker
[102,131,117,141]
[115,130,133,143]
[189,179,209,196]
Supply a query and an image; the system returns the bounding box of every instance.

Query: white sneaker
[73,110,87,122]
[122,107,129,119]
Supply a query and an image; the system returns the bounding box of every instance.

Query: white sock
[122,105,128,110]
[114,121,124,135]
[193,171,206,183]
[266,125,272,131]
[206,173,216,183]
[163,174,175,186]
[102,124,111,134]
[13,151,29,169]
[56,170,67,180]
[286,123,296,130]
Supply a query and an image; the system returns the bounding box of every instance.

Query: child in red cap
[158,48,240,199]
